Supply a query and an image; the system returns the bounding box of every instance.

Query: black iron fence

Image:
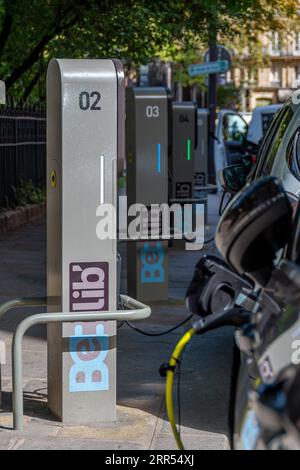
[0,104,46,208]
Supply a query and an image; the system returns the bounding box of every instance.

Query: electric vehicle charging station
[47,58,123,423]
[195,108,209,188]
[169,101,198,248]
[170,102,197,201]
[126,87,171,301]
[195,108,210,224]
[0,79,4,407]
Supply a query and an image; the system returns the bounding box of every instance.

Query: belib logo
[140,242,164,283]
[68,261,110,392]
[70,262,109,311]
[69,323,109,392]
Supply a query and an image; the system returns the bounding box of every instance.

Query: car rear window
[260,107,294,177]
[286,130,300,182]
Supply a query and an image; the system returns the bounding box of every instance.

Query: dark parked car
[186,177,300,449]
[220,93,300,207]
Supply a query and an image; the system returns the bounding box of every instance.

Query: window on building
[295,65,300,84]
[294,32,300,53]
[270,32,282,55]
[270,64,281,85]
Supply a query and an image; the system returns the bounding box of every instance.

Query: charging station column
[170,102,197,247]
[126,87,171,302]
[195,109,210,224]
[47,59,124,422]
[170,102,197,201]
[195,109,209,188]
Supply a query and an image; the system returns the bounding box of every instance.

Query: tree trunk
[0,12,13,56]
[21,67,42,103]
[5,14,79,91]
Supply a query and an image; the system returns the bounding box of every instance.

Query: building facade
[232,31,300,110]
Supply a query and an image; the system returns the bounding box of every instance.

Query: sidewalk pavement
[0,194,233,450]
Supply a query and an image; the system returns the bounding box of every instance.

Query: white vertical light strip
[100,154,105,204]
[112,158,117,254]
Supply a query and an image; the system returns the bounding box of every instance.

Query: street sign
[188,60,229,77]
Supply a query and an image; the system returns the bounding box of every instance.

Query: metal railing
[0,295,151,431]
[0,104,46,208]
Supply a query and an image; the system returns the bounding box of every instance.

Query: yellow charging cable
[165,327,196,450]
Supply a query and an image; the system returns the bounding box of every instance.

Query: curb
[0,203,46,234]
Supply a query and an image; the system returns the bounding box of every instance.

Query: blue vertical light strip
[157,143,161,174]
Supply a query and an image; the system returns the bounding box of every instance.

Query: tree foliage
[0,0,298,103]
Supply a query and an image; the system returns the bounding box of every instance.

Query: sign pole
[187,45,231,188]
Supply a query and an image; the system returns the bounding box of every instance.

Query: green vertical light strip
[187,138,191,161]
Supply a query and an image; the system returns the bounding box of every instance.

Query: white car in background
[240,111,252,125]
[246,104,282,146]
[214,109,248,191]
[214,105,282,191]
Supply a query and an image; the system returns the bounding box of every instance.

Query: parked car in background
[242,104,283,165]
[240,111,252,125]
[220,95,300,204]
[246,104,282,147]
[214,109,248,191]
[214,105,282,192]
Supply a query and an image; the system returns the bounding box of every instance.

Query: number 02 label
[79,91,101,111]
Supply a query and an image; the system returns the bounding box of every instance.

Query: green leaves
[0,0,298,102]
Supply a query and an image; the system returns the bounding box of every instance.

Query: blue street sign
[188,60,229,77]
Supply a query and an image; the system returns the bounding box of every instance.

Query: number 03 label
[146,105,159,118]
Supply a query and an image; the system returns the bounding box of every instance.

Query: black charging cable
[117,296,194,336]
[202,236,215,245]
[124,314,193,337]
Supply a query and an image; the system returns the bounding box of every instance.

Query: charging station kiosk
[194,109,211,225]
[169,102,197,247]
[126,87,171,301]
[170,102,197,201]
[47,58,124,422]
[195,109,209,188]
[0,80,5,408]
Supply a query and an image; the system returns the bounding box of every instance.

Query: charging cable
[161,307,252,449]
[125,314,193,337]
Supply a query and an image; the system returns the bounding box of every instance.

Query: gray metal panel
[47,59,63,418]
[171,102,197,199]
[126,87,169,207]
[47,59,121,422]
[195,108,209,186]
[127,241,168,301]
[126,87,169,300]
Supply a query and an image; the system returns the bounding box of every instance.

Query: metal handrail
[0,295,151,431]
[0,297,48,319]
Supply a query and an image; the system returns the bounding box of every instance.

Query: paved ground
[0,194,234,450]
